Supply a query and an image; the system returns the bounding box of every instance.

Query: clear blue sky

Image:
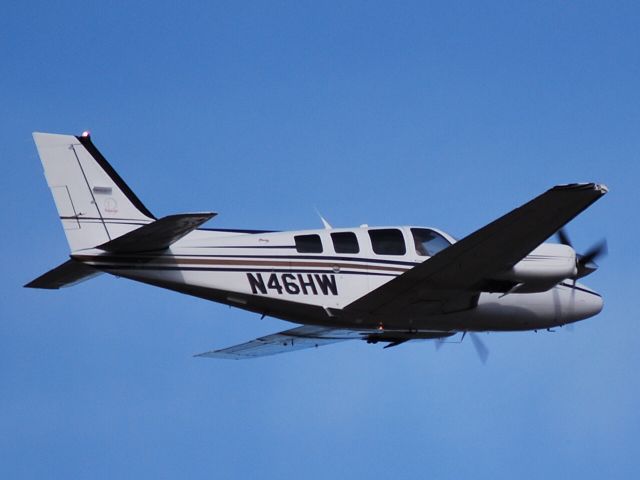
[2,1,639,478]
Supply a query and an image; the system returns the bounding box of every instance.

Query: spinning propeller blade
[469,333,489,364]
[580,239,608,266]
[556,228,608,279]
[556,228,573,248]
[461,332,490,364]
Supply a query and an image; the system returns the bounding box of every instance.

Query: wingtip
[552,182,609,195]
[193,352,213,358]
[193,351,242,360]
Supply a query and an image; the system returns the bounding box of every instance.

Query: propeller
[556,228,608,278]
[461,331,489,364]
[434,332,489,363]
[556,228,607,318]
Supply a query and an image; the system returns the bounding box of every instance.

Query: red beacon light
[81,130,91,138]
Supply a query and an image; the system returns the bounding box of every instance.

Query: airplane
[26,132,608,361]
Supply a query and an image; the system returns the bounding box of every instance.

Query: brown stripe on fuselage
[73,255,412,273]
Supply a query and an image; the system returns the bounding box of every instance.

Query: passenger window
[411,228,451,256]
[368,229,406,255]
[294,234,323,253]
[331,231,360,254]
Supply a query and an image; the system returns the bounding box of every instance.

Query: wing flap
[97,212,215,253]
[347,183,608,316]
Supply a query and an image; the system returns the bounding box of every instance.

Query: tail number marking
[247,273,337,296]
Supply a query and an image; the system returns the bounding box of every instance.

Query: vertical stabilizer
[32,132,155,252]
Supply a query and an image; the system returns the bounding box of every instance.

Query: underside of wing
[346,183,608,319]
[195,325,360,359]
[195,325,455,359]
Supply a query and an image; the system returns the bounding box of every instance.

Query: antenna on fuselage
[315,208,333,230]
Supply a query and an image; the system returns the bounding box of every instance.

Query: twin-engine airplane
[27,132,608,360]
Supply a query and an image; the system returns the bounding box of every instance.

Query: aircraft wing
[195,325,361,359]
[346,183,608,318]
[195,325,455,359]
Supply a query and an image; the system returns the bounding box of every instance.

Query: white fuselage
[75,225,603,332]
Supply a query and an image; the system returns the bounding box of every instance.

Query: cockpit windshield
[411,228,452,256]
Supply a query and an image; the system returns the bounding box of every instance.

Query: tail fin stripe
[59,216,150,225]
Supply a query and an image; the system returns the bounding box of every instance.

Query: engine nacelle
[493,243,577,292]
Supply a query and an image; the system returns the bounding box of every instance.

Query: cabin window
[411,228,451,256]
[331,231,360,254]
[294,234,323,253]
[368,229,406,255]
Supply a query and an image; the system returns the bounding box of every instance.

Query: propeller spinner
[556,228,607,278]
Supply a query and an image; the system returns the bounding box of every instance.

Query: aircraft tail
[32,132,156,253]
[28,132,217,289]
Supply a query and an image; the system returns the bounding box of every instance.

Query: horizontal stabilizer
[97,212,216,253]
[25,259,101,289]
